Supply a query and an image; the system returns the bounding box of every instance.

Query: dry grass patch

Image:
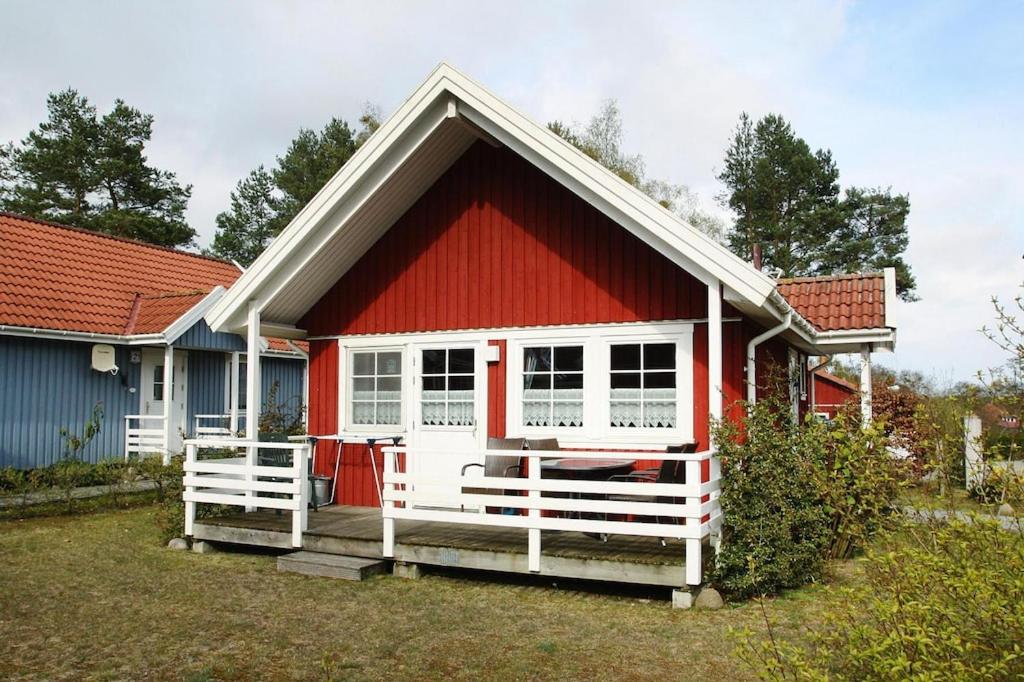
[1,509,841,681]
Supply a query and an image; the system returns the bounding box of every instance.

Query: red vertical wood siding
[813,374,858,417]
[487,340,507,439]
[301,142,707,336]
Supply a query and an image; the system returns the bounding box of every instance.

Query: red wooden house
[186,64,897,602]
[810,371,860,419]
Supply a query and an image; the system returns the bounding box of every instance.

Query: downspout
[746,312,793,404]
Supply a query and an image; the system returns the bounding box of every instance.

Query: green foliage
[59,401,104,458]
[813,416,907,559]
[257,380,306,435]
[970,464,1024,505]
[718,112,916,300]
[735,519,1024,681]
[0,88,194,247]
[209,104,380,266]
[712,397,905,596]
[548,100,726,241]
[710,395,832,598]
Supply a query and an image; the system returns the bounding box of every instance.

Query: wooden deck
[194,505,704,587]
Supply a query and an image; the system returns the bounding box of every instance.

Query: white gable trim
[163,286,227,344]
[204,63,783,336]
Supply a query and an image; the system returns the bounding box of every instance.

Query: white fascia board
[205,71,455,333]
[0,324,165,346]
[883,267,897,328]
[163,286,226,344]
[815,328,897,353]
[205,63,780,334]
[259,321,307,340]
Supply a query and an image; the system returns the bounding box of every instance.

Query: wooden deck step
[277,551,387,581]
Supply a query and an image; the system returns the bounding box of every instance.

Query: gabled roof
[814,370,859,393]
[0,212,240,335]
[777,272,890,331]
[205,62,795,339]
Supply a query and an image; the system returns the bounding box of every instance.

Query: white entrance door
[140,348,189,453]
[409,343,486,508]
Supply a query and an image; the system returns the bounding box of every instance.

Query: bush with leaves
[735,518,1024,681]
[710,395,832,598]
[813,415,908,559]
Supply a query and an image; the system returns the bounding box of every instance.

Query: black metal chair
[604,443,696,544]
[460,437,526,511]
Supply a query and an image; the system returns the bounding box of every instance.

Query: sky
[1,0,1021,383]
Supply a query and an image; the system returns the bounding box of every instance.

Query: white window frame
[606,339,683,432]
[339,345,406,434]
[506,323,694,446]
[416,344,480,432]
[334,321,694,445]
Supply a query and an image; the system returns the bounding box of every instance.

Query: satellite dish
[91,344,119,375]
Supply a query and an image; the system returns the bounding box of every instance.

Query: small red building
[810,371,860,419]
[194,64,897,595]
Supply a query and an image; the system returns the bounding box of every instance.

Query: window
[522,345,584,428]
[421,348,475,426]
[350,350,403,426]
[609,342,676,428]
[152,365,165,401]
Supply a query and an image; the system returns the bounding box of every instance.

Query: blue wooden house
[0,213,307,468]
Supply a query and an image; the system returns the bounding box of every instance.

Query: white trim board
[204,63,799,338]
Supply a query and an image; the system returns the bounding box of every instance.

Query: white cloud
[0,0,1019,381]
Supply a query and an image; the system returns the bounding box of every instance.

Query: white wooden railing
[192,413,247,439]
[124,414,166,460]
[183,438,309,547]
[381,447,721,586]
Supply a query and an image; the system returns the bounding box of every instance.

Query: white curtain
[552,388,584,427]
[642,388,676,428]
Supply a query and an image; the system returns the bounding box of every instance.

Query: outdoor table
[539,458,636,528]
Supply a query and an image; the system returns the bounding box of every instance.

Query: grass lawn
[901,484,1021,517]
[0,508,845,681]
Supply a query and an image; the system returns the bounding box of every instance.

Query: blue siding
[174,319,246,352]
[0,335,307,468]
[261,357,306,421]
[186,351,229,431]
[0,336,140,468]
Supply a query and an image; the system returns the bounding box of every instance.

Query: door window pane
[421,348,475,427]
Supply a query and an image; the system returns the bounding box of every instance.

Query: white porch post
[860,343,873,425]
[245,302,261,511]
[229,351,241,434]
[162,344,174,465]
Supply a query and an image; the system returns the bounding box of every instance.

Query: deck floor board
[199,505,686,566]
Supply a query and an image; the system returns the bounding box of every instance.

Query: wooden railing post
[383,448,395,557]
[292,445,307,548]
[528,453,541,573]
[184,442,196,537]
[685,458,702,586]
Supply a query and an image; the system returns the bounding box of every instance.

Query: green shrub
[710,395,832,598]
[736,518,1024,680]
[814,416,907,559]
[970,463,1024,504]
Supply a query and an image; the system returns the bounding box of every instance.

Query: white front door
[409,343,487,507]
[140,348,189,453]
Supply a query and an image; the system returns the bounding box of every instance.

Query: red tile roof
[0,213,240,335]
[126,290,210,334]
[777,272,887,331]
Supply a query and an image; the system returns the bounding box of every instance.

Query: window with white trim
[349,349,403,426]
[609,342,677,429]
[421,348,475,426]
[522,345,584,428]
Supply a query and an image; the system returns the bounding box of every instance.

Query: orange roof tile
[777,272,887,331]
[0,213,240,335]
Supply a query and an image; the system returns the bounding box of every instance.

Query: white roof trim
[883,267,897,328]
[205,63,782,335]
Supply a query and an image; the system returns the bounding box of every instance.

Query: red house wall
[813,375,858,418]
[304,142,768,506]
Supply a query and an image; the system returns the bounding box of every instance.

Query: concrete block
[192,540,217,554]
[393,561,422,579]
[671,588,694,609]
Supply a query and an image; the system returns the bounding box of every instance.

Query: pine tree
[0,89,194,247]
[209,167,281,267]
